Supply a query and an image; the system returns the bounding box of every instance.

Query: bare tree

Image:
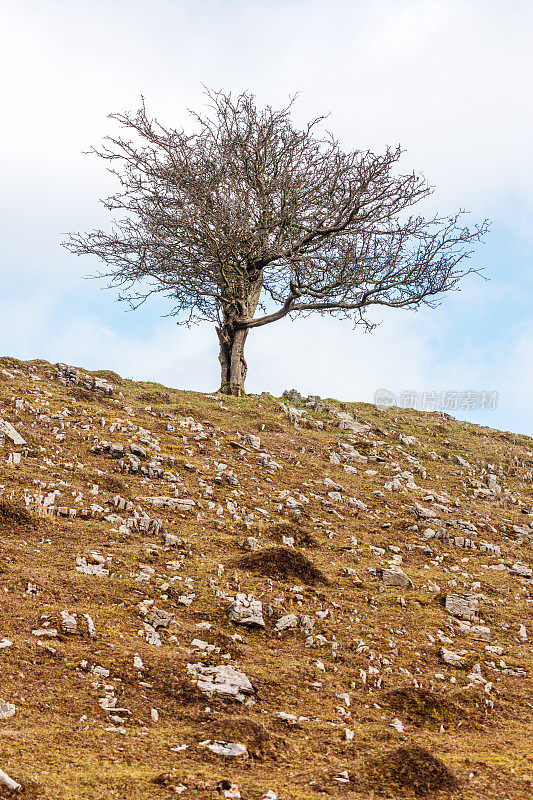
[65,90,487,396]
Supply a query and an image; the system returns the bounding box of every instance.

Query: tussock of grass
[365,745,459,795]
[0,498,39,530]
[94,473,131,496]
[384,687,465,727]
[137,390,171,404]
[235,546,328,585]
[266,522,320,548]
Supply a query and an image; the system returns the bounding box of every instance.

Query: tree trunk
[229,328,248,397]
[217,276,261,396]
[217,326,248,396]
[217,328,231,394]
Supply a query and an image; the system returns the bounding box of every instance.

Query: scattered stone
[0,768,21,792]
[143,623,162,647]
[510,562,532,578]
[282,389,302,404]
[217,780,241,799]
[145,608,174,629]
[272,711,298,724]
[0,418,26,446]
[60,611,77,635]
[130,443,147,459]
[76,556,109,577]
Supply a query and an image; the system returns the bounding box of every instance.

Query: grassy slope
[0,356,531,800]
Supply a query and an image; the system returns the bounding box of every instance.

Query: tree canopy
[65,89,487,395]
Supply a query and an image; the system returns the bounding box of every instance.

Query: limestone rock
[130,443,147,459]
[188,663,254,702]
[274,613,298,632]
[445,594,479,621]
[282,389,302,404]
[0,419,26,446]
[440,647,468,668]
[201,740,248,758]
[60,611,77,634]
[227,596,265,628]
[146,608,174,629]
[0,701,16,720]
[382,568,413,588]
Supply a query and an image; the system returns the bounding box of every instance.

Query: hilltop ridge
[0,356,531,800]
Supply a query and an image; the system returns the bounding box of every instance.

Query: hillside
[0,355,531,800]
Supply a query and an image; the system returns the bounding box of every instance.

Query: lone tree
[65,90,487,396]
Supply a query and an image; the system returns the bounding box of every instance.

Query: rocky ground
[0,355,531,800]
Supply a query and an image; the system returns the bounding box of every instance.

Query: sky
[0,0,532,435]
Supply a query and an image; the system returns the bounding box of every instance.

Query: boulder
[382,568,413,588]
[227,596,265,628]
[188,663,254,702]
[445,594,478,621]
[0,419,26,446]
[274,613,298,632]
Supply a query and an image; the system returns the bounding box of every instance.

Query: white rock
[274,613,298,632]
[0,701,16,720]
[202,740,247,757]
[382,568,413,588]
[0,419,26,446]
[143,623,162,647]
[188,663,254,702]
[510,562,532,578]
[445,594,478,621]
[0,768,21,791]
[227,597,265,628]
[60,611,77,634]
[440,647,467,668]
[272,711,298,724]
[75,556,109,577]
